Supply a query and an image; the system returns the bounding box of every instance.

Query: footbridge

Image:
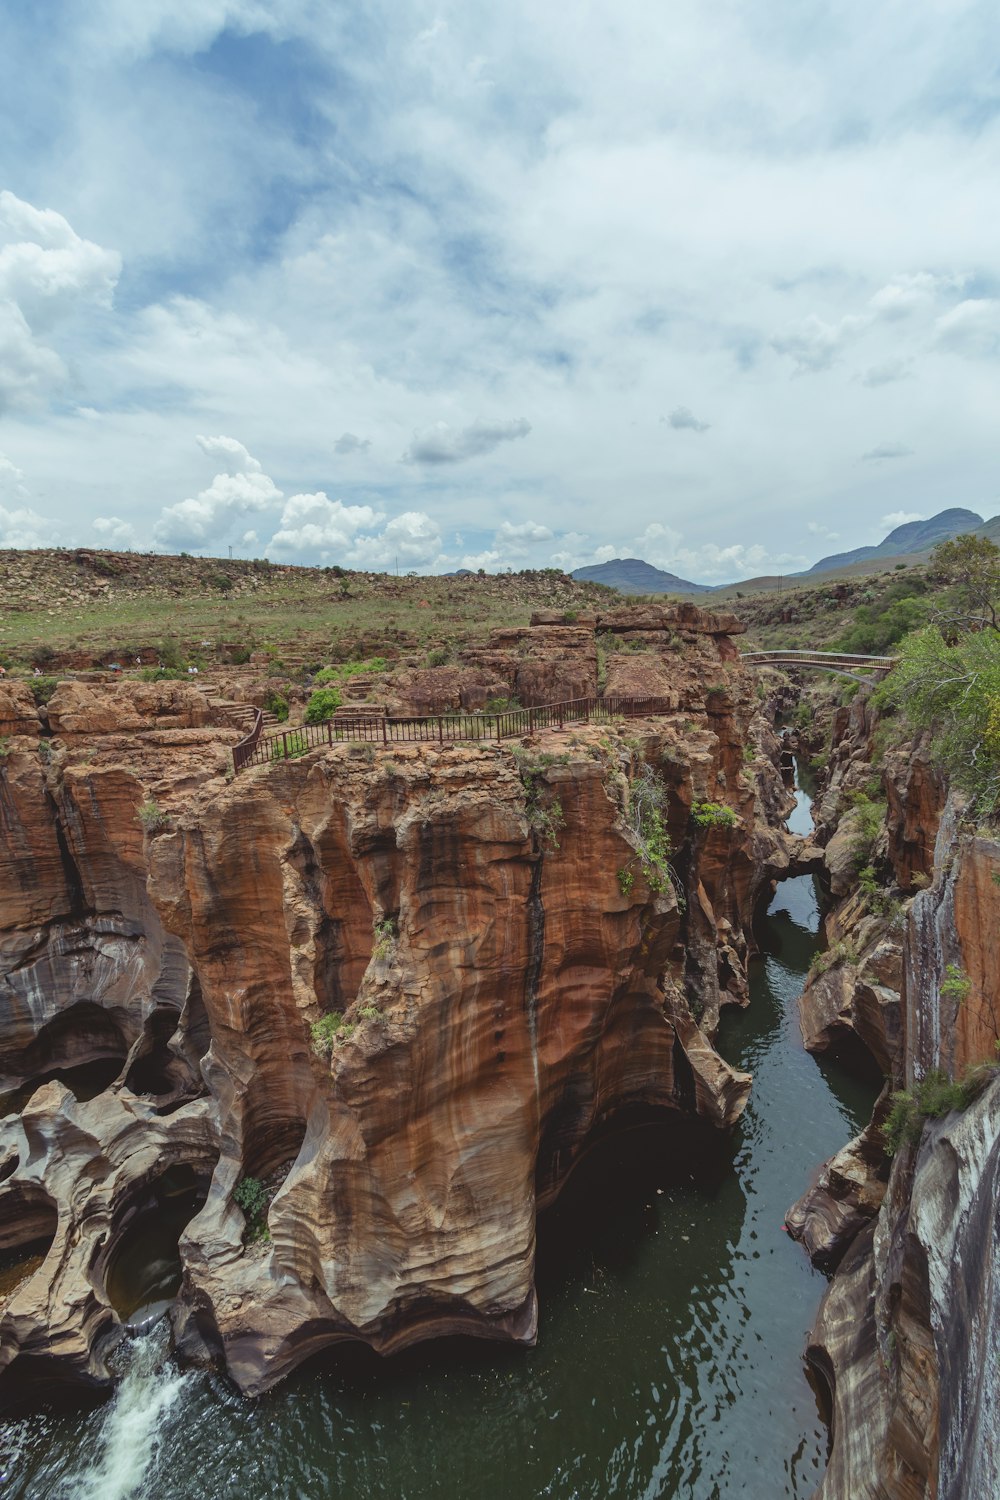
[740,649,898,683]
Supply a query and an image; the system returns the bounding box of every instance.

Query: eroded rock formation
[787,679,1000,1499]
[0,607,794,1403]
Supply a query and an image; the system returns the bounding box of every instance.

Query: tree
[875,625,1000,811]
[929,534,1000,634]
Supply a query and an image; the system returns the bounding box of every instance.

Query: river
[0,768,877,1499]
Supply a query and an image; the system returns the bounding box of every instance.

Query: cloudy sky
[0,0,997,582]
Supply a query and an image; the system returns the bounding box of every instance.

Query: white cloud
[665,405,710,432]
[0,456,57,546]
[0,191,120,413]
[266,494,444,570]
[403,417,531,465]
[346,510,444,570]
[868,272,960,321]
[880,510,923,529]
[267,492,384,560]
[807,522,839,540]
[92,515,136,544]
[153,434,282,549]
[861,443,913,462]
[934,299,1000,359]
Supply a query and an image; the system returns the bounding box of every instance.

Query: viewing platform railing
[232,695,671,774]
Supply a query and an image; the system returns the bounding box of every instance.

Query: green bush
[29,676,59,705]
[691,801,738,830]
[234,1176,270,1241]
[372,917,397,961]
[874,625,1000,814]
[424,647,451,668]
[940,963,971,1006]
[305,687,343,723]
[137,798,170,831]
[263,688,289,722]
[882,1065,993,1156]
[625,764,675,895]
[311,1011,351,1057]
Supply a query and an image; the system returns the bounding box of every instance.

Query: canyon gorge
[0,600,996,1499]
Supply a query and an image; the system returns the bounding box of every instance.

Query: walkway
[232,695,671,773]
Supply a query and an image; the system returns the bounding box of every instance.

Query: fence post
[558,702,564,730]
[529,707,535,736]
[438,716,443,743]
[383,717,388,745]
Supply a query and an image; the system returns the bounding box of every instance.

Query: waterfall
[54,1320,190,1500]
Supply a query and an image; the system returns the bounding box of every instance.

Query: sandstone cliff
[0,609,792,1403]
[785,679,1000,1499]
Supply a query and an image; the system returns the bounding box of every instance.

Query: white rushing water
[54,1321,190,1500]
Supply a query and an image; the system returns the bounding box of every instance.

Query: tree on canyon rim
[877,534,1000,814]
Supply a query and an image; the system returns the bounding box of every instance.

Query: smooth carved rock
[0,636,780,1402]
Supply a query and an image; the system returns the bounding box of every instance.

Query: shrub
[263,688,289,722]
[311,1011,348,1057]
[882,1065,994,1156]
[846,792,885,871]
[424,647,451,668]
[617,867,635,897]
[372,917,397,961]
[808,940,859,977]
[137,798,170,831]
[234,1176,270,1241]
[625,764,675,895]
[158,636,184,669]
[29,676,59,705]
[305,687,343,723]
[874,625,1000,814]
[511,748,567,849]
[940,963,971,1007]
[691,801,738,830]
[357,1003,384,1022]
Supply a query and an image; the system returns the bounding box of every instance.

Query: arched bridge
[740,649,898,683]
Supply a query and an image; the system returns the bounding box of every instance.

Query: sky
[0,0,998,584]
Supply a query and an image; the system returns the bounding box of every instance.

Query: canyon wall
[787,683,1000,1499]
[0,608,793,1402]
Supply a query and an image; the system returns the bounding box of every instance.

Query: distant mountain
[805,508,983,575]
[571,557,710,594]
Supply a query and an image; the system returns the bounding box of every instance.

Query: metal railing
[740,650,898,682]
[232,695,672,773]
[741,650,898,667]
[232,709,264,772]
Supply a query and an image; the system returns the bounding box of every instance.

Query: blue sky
[0,0,998,581]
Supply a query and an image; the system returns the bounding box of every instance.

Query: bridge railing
[233,695,672,773]
[740,650,898,669]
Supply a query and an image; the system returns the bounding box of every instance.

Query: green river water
[0,775,877,1500]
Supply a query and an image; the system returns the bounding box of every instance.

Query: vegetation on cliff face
[862,538,1000,815]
